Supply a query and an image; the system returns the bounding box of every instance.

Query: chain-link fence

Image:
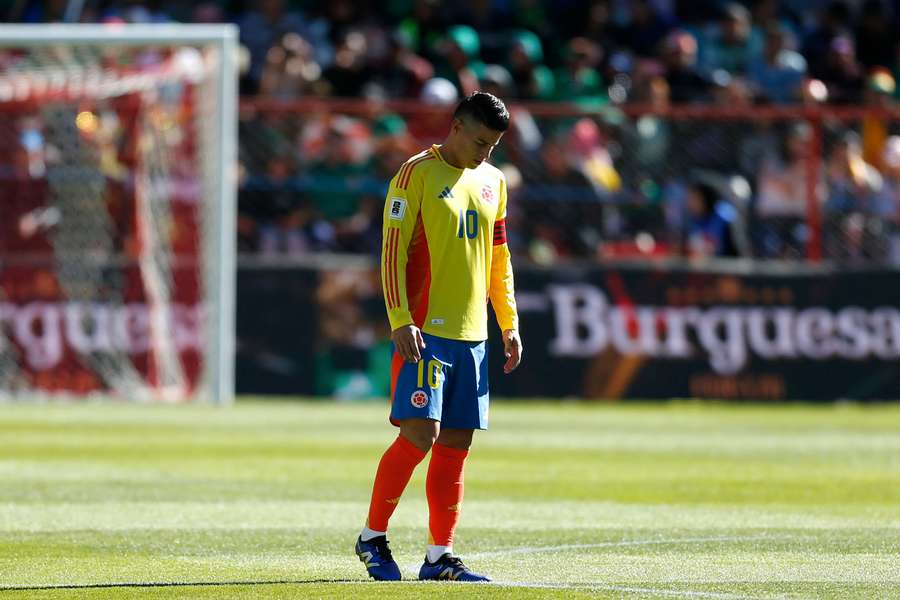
[237,99,900,266]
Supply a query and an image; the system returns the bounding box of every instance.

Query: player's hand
[502,329,522,374]
[391,324,427,363]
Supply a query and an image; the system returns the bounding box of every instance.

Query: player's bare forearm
[502,328,522,374]
[391,324,427,363]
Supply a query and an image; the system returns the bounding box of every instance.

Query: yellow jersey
[382,145,518,341]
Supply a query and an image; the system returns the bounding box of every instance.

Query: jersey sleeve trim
[385,228,400,309]
[397,150,436,190]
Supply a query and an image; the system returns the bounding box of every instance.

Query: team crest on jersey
[410,390,428,408]
[481,185,495,203]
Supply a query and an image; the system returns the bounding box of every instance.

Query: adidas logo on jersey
[438,186,453,200]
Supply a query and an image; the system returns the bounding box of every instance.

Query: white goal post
[0,25,238,404]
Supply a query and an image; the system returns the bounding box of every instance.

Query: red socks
[366,435,427,532]
[425,443,469,546]
[366,436,469,545]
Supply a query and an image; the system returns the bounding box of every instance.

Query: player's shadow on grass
[0,579,364,592]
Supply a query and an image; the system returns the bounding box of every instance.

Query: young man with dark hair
[355,92,522,582]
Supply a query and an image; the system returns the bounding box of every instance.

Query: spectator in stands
[321,0,367,43]
[823,129,889,261]
[433,25,483,98]
[676,73,756,178]
[574,0,617,57]
[242,154,335,255]
[700,2,760,76]
[802,1,851,78]
[522,136,600,259]
[238,0,331,94]
[303,120,372,222]
[685,180,745,258]
[99,1,173,23]
[627,69,672,181]
[6,0,68,22]
[660,30,712,103]
[615,0,672,58]
[873,135,900,216]
[875,136,900,264]
[568,116,622,197]
[371,114,419,182]
[750,0,798,35]
[444,0,510,31]
[191,2,224,24]
[814,35,865,104]
[18,0,900,268]
[894,41,900,102]
[825,130,883,214]
[854,0,895,70]
[258,33,324,99]
[748,23,807,104]
[755,122,820,258]
[335,194,382,254]
[507,29,556,100]
[405,77,458,145]
[480,64,515,99]
[369,29,434,99]
[510,0,552,35]
[674,0,720,24]
[553,37,607,104]
[322,30,374,97]
[861,68,897,171]
[568,115,629,242]
[478,64,545,168]
[420,76,459,105]
[394,0,445,61]
[238,107,295,176]
[757,123,815,220]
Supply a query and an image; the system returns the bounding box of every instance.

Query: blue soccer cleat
[418,553,491,582]
[355,535,401,581]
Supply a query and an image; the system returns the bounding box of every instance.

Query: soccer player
[355,92,522,582]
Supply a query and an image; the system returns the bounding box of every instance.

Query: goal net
[0,25,237,403]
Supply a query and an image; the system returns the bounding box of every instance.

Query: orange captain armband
[493,218,507,246]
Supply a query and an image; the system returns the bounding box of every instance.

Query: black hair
[689,180,719,215]
[453,92,510,132]
[826,1,850,21]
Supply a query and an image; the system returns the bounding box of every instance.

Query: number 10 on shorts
[417,358,444,389]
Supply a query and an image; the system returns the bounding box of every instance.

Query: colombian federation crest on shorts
[410,390,428,408]
[481,185,494,203]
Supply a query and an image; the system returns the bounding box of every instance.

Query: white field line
[402,534,794,589]
[598,584,791,599]
[492,580,780,599]
[0,580,798,599]
[467,534,790,559]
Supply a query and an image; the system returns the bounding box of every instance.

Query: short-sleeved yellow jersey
[382,145,518,341]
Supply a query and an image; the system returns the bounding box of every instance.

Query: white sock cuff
[426,544,452,563]
[360,526,386,542]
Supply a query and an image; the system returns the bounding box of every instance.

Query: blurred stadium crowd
[4,0,900,264]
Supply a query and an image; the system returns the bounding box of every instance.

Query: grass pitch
[1,399,899,599]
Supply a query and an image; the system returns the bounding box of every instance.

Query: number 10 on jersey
[457,209,478,239]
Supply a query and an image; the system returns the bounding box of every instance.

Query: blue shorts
[390,332,490,430]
